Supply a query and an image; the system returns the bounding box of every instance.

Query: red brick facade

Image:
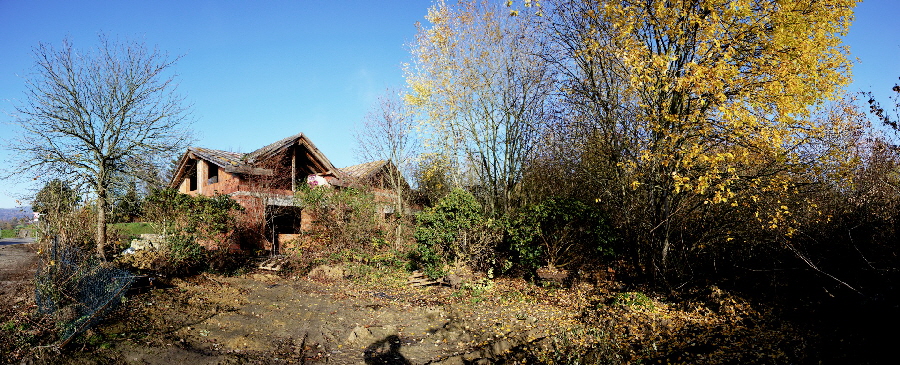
[169,133,412,253]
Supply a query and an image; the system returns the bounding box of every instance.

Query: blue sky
[1,0,899,208]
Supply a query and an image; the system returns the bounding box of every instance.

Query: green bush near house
[135,188,244,276]
[412,189,500,279]
[507,197,616,272]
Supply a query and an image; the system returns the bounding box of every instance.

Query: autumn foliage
[405,0,878,286]
[398,0,896,350]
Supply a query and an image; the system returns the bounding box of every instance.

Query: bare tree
[4,35,192,260]
[354,89,419,248]
[405,0,556,216]
[354,89,418,215]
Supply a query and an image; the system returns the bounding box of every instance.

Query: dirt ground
[0,241,39,309]
[46,266,583,365]
[0,243,583,364]
[1,247,825,364]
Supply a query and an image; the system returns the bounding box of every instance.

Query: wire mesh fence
[34,237,134,347]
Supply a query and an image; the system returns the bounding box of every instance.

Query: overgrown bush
[31,180,96,252]
[508,197,615,272]
[35,206,97,254]
[291,183,389,267]
[135,188,243,275]
[412,189,500,278]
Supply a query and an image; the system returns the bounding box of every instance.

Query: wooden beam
[291,146,297,192]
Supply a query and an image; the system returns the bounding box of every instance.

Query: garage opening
[266,206,303,254]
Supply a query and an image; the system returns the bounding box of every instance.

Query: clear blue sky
[1,0,898,208]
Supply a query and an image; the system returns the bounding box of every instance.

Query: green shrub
[412,189,499,278]
[292,184,383,261]
[167,235,205,265]
[137,189,243,275]
[613,291,654,309]
[507,197,615,271]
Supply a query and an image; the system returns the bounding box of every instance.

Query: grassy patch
[0,229,16,238]
[613,291,654,309]
[346,262,408,289]
[111,222,157,239]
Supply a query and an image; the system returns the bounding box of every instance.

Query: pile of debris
[407,270,465,288]
[258,256,289,271]
[121,234,166,255]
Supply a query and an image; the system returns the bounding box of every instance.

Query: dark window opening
[208,166,219,184]
[270,207,303,235]
[184,160,198,191]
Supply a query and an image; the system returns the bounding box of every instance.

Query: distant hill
[0,207,34,221]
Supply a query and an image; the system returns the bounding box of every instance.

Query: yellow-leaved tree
[405,0,555,216]
[544,0,863,277]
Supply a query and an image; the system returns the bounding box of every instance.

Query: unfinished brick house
[169,132,412,253]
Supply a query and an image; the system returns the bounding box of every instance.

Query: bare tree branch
[3,35,193,260]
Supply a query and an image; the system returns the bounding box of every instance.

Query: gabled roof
[245,133,303,163]
[170,132,341,188]
[190,147,245,169]
[245,133,340,176]
[338,160,410,190]
[341,160,388,181]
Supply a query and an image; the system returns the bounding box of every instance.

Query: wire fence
[34,237,134,347]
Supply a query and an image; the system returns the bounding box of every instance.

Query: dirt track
[0,241,39,306]
[76,271,578,364]
[0,243,580,364]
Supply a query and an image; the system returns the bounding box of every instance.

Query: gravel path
[0,237,37,246]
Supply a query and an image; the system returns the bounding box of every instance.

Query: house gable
[169,133,341,197]
[167,132,426,252]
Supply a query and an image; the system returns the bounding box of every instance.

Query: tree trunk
[96,188,108,261]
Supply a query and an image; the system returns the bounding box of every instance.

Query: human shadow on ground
[363,335,410,365]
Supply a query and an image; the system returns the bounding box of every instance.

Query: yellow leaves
[404,82,431,107]
[711,191,727,204]
[694,176,710,195]
[638,149,653,162]
[786,226,797,237]
[672,172,690,194]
